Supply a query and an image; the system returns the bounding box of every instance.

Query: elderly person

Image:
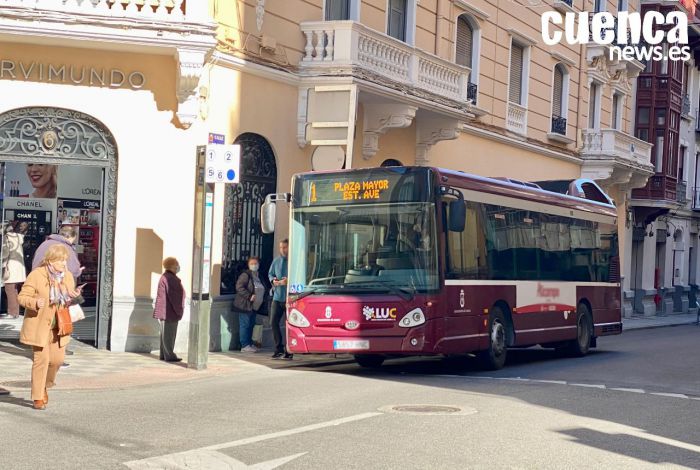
[32,225,82,281]
[153,257,185,362]
[233,256,266,353]
[18,244,79,410]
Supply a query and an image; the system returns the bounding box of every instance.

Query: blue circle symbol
[227,169,236,181]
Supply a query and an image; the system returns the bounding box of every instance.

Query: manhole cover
[379,404,477,416]
[0,381,31,389]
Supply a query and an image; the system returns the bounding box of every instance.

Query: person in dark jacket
[233,256,266,353]
[153,257,186,362]
[32,226,82,281]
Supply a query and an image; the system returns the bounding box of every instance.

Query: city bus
[261,166,621,370]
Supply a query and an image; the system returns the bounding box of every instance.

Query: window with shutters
[509,43,525,105]
[325,0,350,20]
[588,82,600,129]
[456,16,473,68]
[612,93,622,130]
[387,0,407,42]
[552,65,564,117]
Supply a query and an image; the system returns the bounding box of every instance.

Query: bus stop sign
[205,144,240,184]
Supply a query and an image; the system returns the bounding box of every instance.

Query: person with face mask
[153,257,186,362]
[233,256,266,352]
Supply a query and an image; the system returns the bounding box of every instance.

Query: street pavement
[1,325,699,469]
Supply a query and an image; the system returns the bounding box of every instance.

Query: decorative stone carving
[362,104,417,159]
[175,48,207,129]
[415,117,461,165]
[256,0,266,32]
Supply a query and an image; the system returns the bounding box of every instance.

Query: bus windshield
[289,202,439,296]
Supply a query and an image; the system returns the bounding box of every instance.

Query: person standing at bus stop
[269,239,291,360]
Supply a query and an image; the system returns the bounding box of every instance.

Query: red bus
[261,166,621,370]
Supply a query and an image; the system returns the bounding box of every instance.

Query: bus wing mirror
[261,199,276,234]
[448,199,466,232]
[261,193,291,234]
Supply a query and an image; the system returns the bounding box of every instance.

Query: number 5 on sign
[204,144,241,184]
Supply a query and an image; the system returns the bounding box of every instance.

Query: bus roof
[294,166,618,218]
[434,167,618,218]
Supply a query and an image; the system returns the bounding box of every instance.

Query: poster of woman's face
[4,162,57,199]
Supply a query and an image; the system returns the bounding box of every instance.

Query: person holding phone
[268,239,291,359]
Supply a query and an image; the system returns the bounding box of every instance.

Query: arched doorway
[0,107,118,348]
[221,133,277,293]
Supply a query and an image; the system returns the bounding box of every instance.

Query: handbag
[69,304,85,322]
[56,306,74,336]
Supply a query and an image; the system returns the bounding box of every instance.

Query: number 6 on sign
[205,144,241,184]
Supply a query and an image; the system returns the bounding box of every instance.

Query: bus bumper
[287,325,428,354]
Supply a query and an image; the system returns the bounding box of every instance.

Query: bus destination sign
[294,168,431,206]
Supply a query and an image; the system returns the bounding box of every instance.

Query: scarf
[47,266,71,307]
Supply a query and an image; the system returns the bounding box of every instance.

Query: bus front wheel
[563,304,593,357]
[355,355,385,368]
[477,307,508,370]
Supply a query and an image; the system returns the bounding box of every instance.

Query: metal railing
[693,187,700,210]
[682,94,691,115]
[551,115,567,135]
[467,82,477,103]
[677,181,687,203]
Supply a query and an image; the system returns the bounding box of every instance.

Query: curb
[624,320,699,331]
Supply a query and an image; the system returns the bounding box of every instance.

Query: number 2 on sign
[225,152,232,161]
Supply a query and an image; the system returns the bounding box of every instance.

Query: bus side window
[446,201,488,280]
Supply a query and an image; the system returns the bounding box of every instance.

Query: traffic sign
[205,144,240,184]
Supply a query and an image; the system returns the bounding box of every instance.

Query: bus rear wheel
[564,304,593,357]
[355,355,385,368]
[477,307,508,370]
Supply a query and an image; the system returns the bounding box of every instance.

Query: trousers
[159,320,179,361]
[270,300,287,353]
[238,311,257,348]
[5,283,19,317]
[31,329,65,401]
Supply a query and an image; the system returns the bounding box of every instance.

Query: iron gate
[221,133,277,294]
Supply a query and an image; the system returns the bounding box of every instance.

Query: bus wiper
[343,280,415,300]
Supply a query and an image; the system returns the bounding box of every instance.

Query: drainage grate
[0,381,31,389]
[379,404,477,416]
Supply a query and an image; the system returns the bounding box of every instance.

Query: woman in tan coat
[19,243,79,410]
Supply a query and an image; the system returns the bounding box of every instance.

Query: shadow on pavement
[0,395,35,409]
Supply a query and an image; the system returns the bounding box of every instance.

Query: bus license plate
[333,340,369,350]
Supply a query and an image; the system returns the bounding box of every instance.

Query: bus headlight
[288,309,310,328]
[399,308,425,328]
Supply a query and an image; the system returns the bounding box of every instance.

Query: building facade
[8,0,692,354]
[626,0,700,317]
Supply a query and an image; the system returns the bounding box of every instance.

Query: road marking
[609,387,645,394]
[531,379,567,385]
[650,392,688,399]
[570,383,606,389]
[125,450,306,470]
[124,412,381,469]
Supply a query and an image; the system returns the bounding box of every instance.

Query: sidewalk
[0,339,351,396]
[624,312,699,330]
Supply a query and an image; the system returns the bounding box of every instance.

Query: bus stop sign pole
[188,146,213,370]
[188,144,241,370]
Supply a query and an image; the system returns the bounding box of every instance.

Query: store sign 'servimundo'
[0,59,146,89]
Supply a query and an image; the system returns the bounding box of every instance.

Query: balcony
[467,82,478,104]
[506,102,527,135]
[693,188,700,210]
[677,181,688,204]
[299,21,473,108]
[580,128,654,188]
[682,94,691,116]
[0,0,214,50]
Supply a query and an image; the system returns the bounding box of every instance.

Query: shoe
[165,357,182,363]
[271,352,284,359]
[241,345,258,353]
[43,389,48,405]
[61,363,70,368]
[282,353,293,360]
[65,350,74,356]
[33,400,46,410]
